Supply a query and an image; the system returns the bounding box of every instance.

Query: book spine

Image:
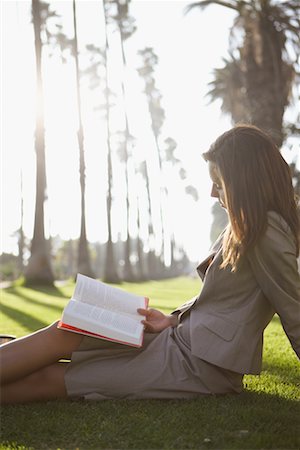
[57,321,143,348]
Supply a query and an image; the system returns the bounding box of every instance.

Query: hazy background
[1,0,299,283]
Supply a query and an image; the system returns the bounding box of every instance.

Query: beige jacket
[173,211,300,375]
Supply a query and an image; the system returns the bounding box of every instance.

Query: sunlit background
[1,0,299,283]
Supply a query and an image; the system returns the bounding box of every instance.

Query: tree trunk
[17,171,25,275]
[153,134,168,267]
[143,164,157,279]
[135,187,147,281]
[103,0,121,283]
[119,32,135,281]
[67,240,75,278]
[242,16,287,146]
[73,0,94,278]
[103,143,121,283]
[25,0,54,286]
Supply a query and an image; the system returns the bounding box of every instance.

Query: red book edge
[57,296,149,349]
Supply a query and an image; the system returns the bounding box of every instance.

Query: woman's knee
[44,320,83,357]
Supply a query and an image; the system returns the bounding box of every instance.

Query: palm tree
[25,0,54,286]
[186,0,300,147]
[206,53,249,124]
[162,137,203,274]
[137,48,168,267]
[105,0,137,281]
[16,170,25,275]
[72,0,94,278]
[78,34,121,283]
[161,137,179,273]
[186,0,300,239]
[137,160,157,278]
[102,1,122,283]
[135,192,148,281]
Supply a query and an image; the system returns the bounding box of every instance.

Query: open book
[58,274,149,347]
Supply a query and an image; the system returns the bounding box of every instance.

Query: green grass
[1,277,299,450]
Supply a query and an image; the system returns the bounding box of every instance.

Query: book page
[63,299,143,338]
[73,274,103,305]
[73,274,146,317]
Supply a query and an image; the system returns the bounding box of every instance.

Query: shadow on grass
[0,390,299,450]
[15,285,69,298]
[21,284,69,298]
[0,303,49,332]
[5,288,65,314]
[262,360,300,385]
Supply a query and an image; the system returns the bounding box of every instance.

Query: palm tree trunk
[104,150,121,283]
[73,0,94,277]
[141,160,161,279]
[153,134,168,266]
[67,240,75,278]
[103,0,120,284]
[244,18,285,146]
[119,32,135,281]
[25,0,54,286]
[136,239,146,281]
[18,170,25,275]
[135,169,147,281]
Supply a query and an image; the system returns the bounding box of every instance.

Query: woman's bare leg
[1,362,69,404]
[0,321,83,385]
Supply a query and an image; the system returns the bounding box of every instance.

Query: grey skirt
[64,315,243,400]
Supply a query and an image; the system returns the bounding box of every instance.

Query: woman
[1,124,299,404]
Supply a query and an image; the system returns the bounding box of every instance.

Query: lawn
[0,277,299,450]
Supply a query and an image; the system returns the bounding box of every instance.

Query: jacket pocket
[197,313,239,342]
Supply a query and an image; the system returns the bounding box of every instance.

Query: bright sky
[1,0,299,263]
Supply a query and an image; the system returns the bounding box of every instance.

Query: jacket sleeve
[171,295,199,316]
[246,212,300,359]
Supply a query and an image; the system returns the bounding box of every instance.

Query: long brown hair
[203,124,299,271]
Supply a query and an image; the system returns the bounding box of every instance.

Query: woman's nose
[211,184,219,198]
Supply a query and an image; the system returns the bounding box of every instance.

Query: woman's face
[208,161,226,208]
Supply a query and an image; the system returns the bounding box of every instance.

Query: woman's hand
[137,308,177,333]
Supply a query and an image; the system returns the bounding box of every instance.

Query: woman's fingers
[139,317,155,332]
[137,308,152,317]
[143,322,154,332]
